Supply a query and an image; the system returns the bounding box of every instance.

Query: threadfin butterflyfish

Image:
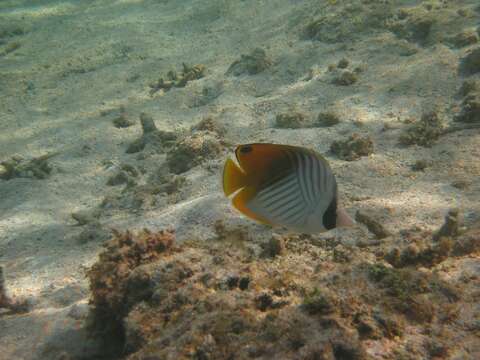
[223,143,355,234]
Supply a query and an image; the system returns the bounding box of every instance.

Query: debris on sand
[399,111,444,147]
[76,222,111,244]
[355,210,392,239]
[303,3,393,43]
[384,211,480,269]
[106,164,139,187]
[332,70,358,86]
[191,116,226,136]
[149,63,206,95]
[126,113,177,154]
[458,79,479,97]
[71,208,102,226]
[274,111,310,129]
[387,6,434,46]
[226,48,272,76]
[260,234,286,258]
[330,133,374,161]
[459,47,480,75]
[0,266,30,314]
[315,111,341,127]
[0,152,58,180]
[455,91,480,123]
[411,159,430,171]
[433,208,461,242]
[112,106,134,128]
[448,30,478,48]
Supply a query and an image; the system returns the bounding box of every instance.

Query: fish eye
[239,145,253,154]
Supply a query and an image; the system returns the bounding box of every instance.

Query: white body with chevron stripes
[223,143,344,234]
[245,149,337,234]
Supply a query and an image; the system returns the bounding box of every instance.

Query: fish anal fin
[232,186,273,226]
[223,158,247,196]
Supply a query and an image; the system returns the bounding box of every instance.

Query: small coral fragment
[126,113,177,154]
[332,70,358,86]
[261,234,286,258]
[112,106,134,128]
[315,111,341,127]
[274,111,309,129]
[330,133,374,161]
[455,92,480,123]
[0,266,30,314]
[226,48,272,76]
[0,152,58,180]
[191,116,226,136]
[149,63,205,94]
[302,288,337,315]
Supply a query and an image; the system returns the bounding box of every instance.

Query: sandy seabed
[0,0,479,359]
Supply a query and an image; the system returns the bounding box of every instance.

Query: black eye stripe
[240,145,253,154]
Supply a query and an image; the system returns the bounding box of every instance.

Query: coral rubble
[149,63,205,94]
[274,111,310,129]
[330,133,374,161]
[0,152,58,180]
[399,111,444,147]
[126,113,177,154]
[226,48,272,76]
[83,217,480,359]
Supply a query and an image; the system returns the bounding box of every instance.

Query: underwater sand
[1,0,479,359]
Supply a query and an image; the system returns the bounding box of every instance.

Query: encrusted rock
[166,132,223,174]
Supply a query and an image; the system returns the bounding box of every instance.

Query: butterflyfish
[223,143,354,234]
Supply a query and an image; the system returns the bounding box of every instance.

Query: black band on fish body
[323,193,337,231]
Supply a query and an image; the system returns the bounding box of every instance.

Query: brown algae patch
[274,111,310,129]
[399,111,445,147]
[330,133,374,161]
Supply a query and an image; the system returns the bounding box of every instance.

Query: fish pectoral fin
[336,207,356,228]
[232,186,273,226]
[223,158,247,196]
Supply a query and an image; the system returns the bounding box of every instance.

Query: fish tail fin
[223,158,247,196]
[336,207,356,227]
